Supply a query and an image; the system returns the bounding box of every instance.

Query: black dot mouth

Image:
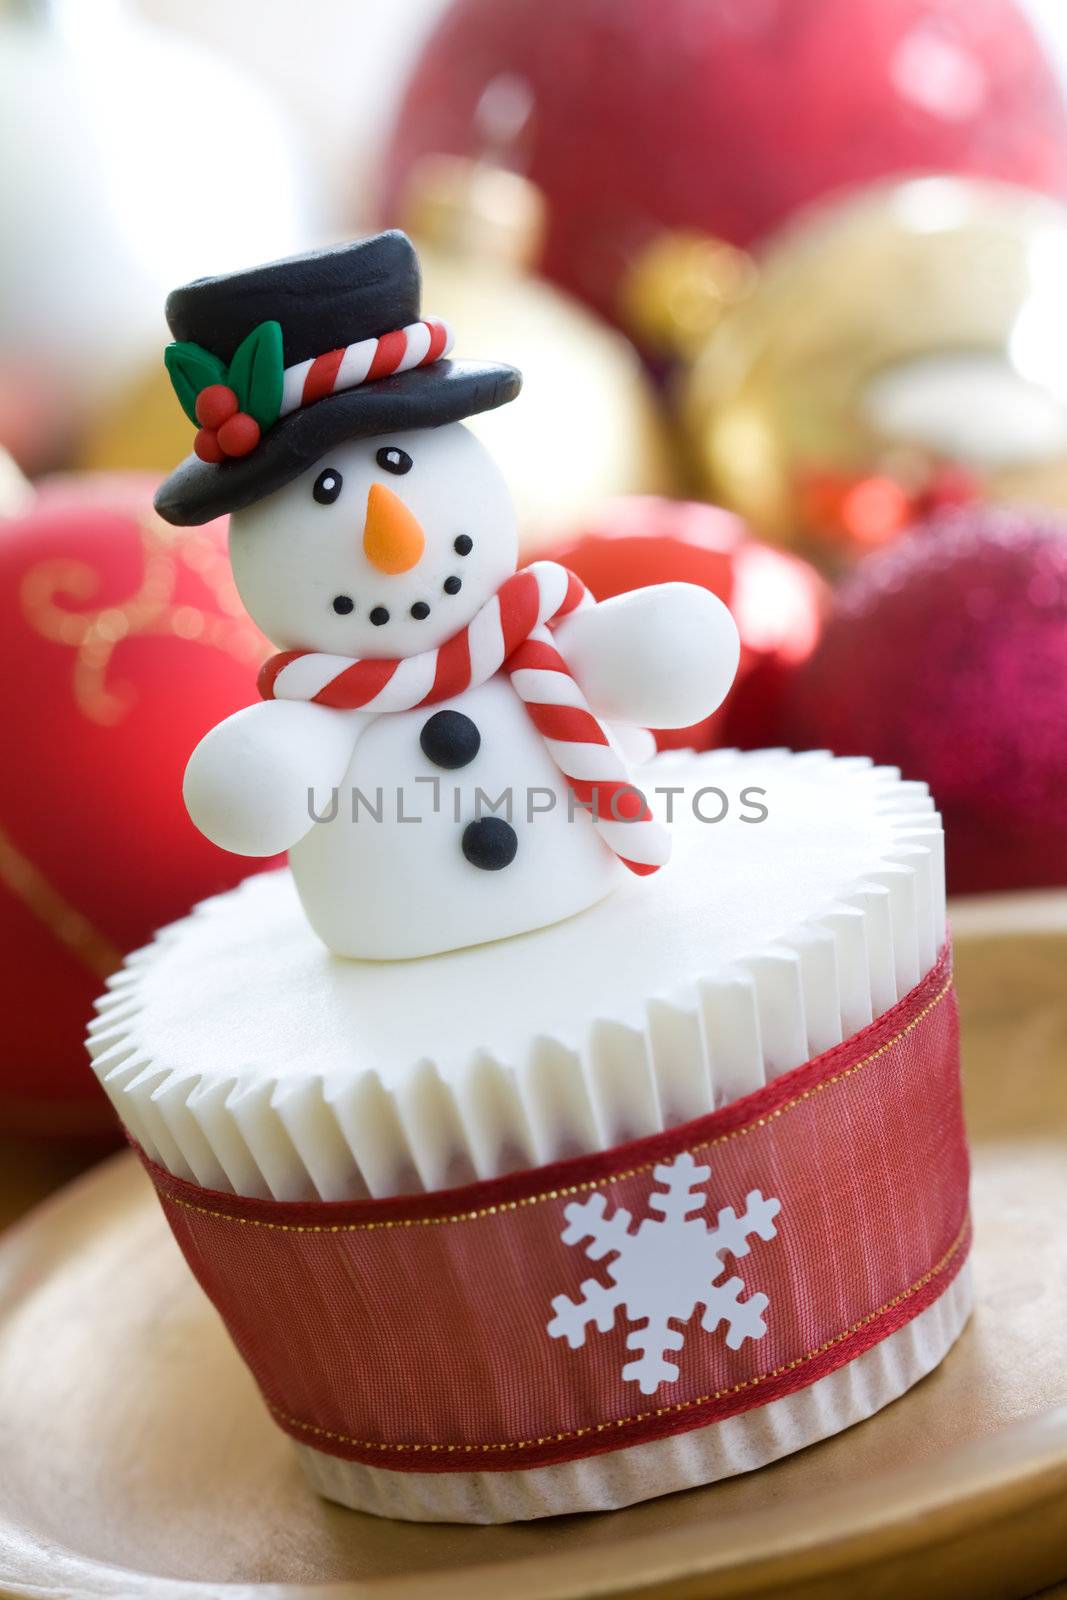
[410,601,431,620]
[332,594,354,615]
[369,606,390,626]
[443,575,462,596]
[454,534,473,556]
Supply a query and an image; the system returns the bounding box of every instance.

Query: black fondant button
[462,817,518,871]
[419,710,481,770]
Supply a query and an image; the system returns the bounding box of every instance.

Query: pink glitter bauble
[786,507,1067,894]
[379,0,1067,328]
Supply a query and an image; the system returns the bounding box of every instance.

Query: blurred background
[2,0,1067,1211]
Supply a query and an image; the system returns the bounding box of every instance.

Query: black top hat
[153,231,521,527]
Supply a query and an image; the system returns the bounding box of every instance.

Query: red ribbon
[140,945,969,1474]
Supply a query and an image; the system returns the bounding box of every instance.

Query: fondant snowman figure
[155,234,739,959]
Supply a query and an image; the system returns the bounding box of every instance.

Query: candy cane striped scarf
[257,561,670,875]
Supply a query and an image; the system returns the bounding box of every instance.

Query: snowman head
[228,422,518,657]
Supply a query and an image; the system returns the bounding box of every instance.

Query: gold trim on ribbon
[161,976,955,1235]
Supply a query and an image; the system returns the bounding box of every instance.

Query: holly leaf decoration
[164,342,228,425]
[227,320,284,432]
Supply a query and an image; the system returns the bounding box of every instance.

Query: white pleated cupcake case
[87,745,968,1522]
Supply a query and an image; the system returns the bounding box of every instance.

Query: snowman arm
[183,700,363,857]
[608,720,658,764]
[552,583,741,729]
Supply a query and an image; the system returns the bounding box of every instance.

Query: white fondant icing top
[122,752,892,1073]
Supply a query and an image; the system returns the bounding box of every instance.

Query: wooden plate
[2,893,1066,1600]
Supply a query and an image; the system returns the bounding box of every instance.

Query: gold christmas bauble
[81,159,678,556]
[681,177,1067,563]
[409,157,679,553]
[618,230,756,364]
[77,366,186,479]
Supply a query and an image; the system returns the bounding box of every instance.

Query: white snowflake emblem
[547,1153,782,1394]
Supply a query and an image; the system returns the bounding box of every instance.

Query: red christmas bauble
[784,506,1067,894]
[379,0,1067,328]
[546,496,828,750]
[0,475,273,1138]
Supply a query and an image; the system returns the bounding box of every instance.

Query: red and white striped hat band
[282,318,454,416]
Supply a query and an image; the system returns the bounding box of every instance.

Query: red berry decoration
[194,428,226,464]
[195,384,239,429]
[217,412,261,458]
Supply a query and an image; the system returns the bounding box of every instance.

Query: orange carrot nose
[362,482,426,574]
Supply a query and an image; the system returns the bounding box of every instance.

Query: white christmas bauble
[138,0,450,224]
[0,0,314,461]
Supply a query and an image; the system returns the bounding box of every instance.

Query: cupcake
[87,234,971,1524]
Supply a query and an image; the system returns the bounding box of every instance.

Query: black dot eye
[454,534,473,556]
[332,595,354,615]
[444,575,462,595]
[376,446,413,476]
[313,469,343,505]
